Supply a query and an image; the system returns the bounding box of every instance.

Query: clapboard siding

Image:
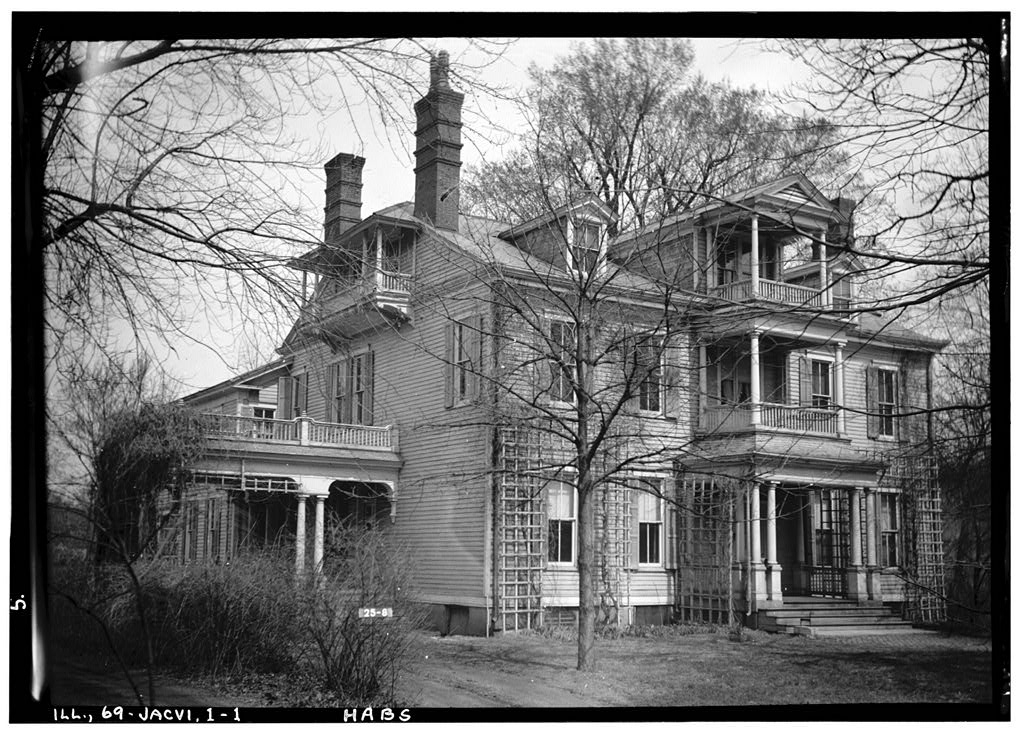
[281,235,496,605]
[542,568,675,606]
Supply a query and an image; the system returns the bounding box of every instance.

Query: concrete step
[784,616,914,627]
[765,607,897,619]
[786,625,937,638]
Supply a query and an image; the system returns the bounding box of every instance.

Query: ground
[50,627,993,711]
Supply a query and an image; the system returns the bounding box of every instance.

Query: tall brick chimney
[324,153,365,245]
[413,50,464,232]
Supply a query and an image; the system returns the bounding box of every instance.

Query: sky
[145,37,816,397]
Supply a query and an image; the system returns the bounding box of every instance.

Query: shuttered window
[637,490,662,565]
[546,481,576,565]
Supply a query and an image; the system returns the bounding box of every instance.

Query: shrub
[298,521,427,707]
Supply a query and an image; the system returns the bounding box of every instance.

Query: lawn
[50,622,994,711]
[396,628,993,708]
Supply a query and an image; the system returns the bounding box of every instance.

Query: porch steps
[759,599,920,637]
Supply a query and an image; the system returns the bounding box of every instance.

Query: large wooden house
[177,52,946,636]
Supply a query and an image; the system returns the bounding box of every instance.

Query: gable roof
[495,193,614,242]
[180,358,290,404]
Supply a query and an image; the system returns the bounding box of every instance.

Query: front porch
[737,482,886,611]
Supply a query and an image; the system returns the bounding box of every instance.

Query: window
[570,222,601,274]
[291,372,308,418]
[548,321,576,404]
[455,320,474,403]
[547,481,576,564]
[811,360,832,407]
[627,336,663,413]
[877,369,897,438]
[252,406,276,438]
[879,493,900,567]
[253,407,275,420]
[329,353,374,425]
[637,491,662,565]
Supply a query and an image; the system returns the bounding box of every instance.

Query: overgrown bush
[298,521,426,707]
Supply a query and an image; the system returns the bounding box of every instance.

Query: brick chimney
[413,50,464,232]
[829,196,856,249]
[324,153,365,245]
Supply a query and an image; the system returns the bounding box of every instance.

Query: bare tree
[462,38,846,234]
[47,354,207,705]
[15,32,513,384]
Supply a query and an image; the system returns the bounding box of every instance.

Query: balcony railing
[711,279,823,308]
[375,270,412,294]
[201,413,395,450]
[700,402,839,436]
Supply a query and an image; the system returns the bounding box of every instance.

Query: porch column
[864,487,882,599]
[750,213,760,297]
[818,228,830,308]
[295,494,307,575]
[765,481,782,603]
[834,341,847,434]
[846,487,869,600]
[374,227,384,288]
[706,228,715,289]
[698,344,708,425]
[313,495,326,575]
[692,225,700,290]
[749,330,762,426]
[732,483,746,612]
[748,483,767,606]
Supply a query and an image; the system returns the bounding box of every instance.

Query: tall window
[879,493,900,567]
[631,336,663,413]
[455,320,474,403]
[637,490,662,565]
[811,360,832,407]
[547,481,576,564]
[570,222,601,274]
[331,353,374,425]
[877,369,897,437]
[548,321,576,404]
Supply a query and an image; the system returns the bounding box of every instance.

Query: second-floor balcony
[711,278,824,309]
[201,413,398,452]
[701,402,840,436]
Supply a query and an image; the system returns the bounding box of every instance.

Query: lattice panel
[594,481,630,626]
[678,478,735,624]
[881,453,946,623]
[496,427,546,632]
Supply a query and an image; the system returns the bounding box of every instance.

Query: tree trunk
[577,478,596,672]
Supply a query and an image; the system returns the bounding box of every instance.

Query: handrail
[711,278,823,308]
[201,413,394,449]
[701,402,838,435]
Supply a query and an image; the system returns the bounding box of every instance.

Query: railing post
[298,416,310,446]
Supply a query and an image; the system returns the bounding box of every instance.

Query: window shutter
[472,314,485,400]
[896,365,907,443]
[277,376,293,419]
[664,338,680,420]
[295,372,308,417]
[339,361,353,424]
[532,328,553,403]
[444,323,454,409]
[364,351,375,425]
[540,480,550,570]
[798,356,811,406]
[629,486,640,570]
[325,366,337,422]
[665,484,679,570]
[866,364,879,439]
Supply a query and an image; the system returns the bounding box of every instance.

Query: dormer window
[570,221,601,275]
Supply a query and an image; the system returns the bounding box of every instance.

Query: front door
[808,488,849,597]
